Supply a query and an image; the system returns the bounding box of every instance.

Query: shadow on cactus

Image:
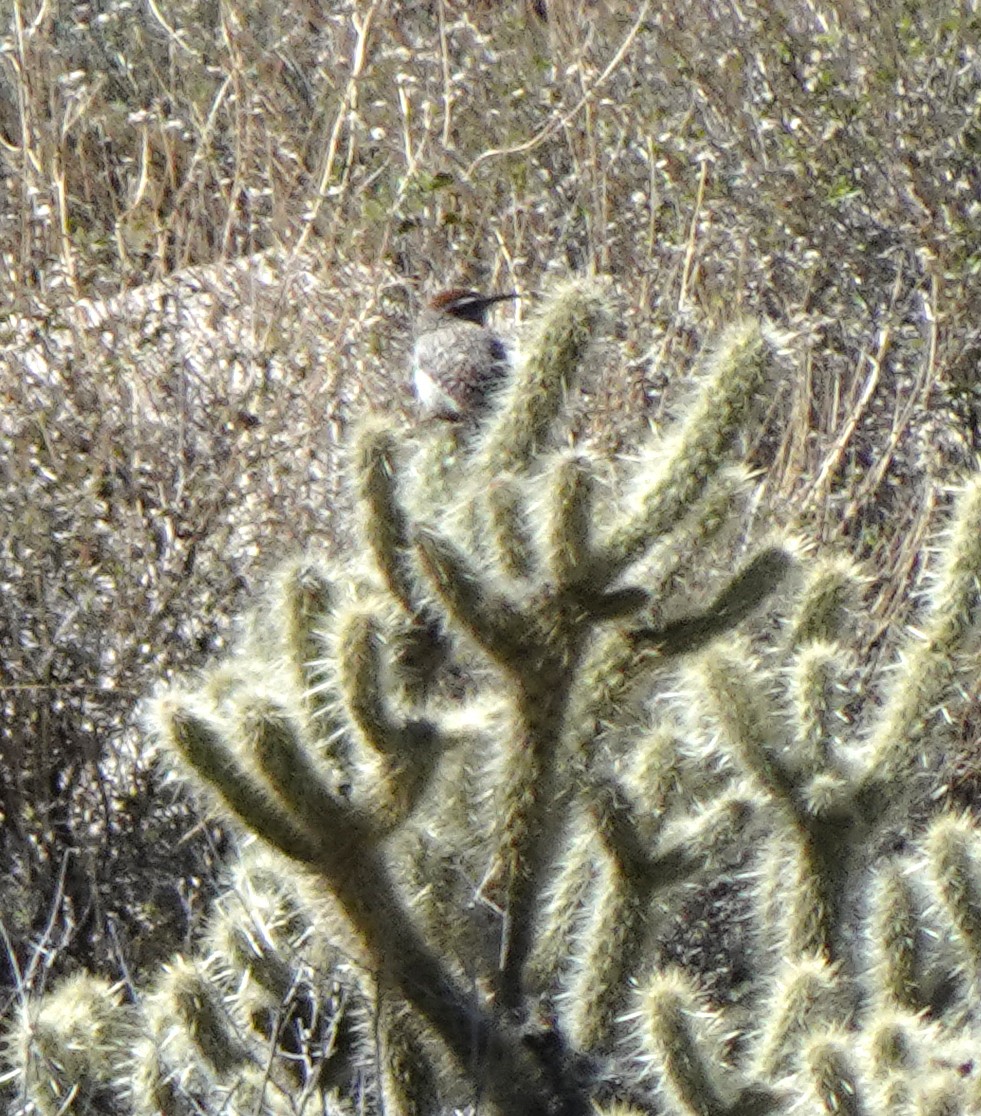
[10,281,981,1116]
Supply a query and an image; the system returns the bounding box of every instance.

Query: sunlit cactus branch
[17,278,981,1116]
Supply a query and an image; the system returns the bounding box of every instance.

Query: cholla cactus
[7,974,134,1116]
[8,281,981,1116]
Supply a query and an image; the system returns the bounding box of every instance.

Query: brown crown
[427,288,519,325]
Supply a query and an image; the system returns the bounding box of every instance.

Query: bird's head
[427,288,519,326]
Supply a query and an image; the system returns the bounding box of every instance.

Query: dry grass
[0,0,977,1030]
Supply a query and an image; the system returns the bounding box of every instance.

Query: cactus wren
[411,288,518,421]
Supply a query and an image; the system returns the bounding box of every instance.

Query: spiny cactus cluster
[7,281,981,1116]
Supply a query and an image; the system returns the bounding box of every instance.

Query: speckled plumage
[411,289,517,421]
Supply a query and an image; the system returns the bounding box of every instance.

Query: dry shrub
[0,0,977,1014]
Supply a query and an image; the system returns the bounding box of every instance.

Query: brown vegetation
[0,0,977,1052]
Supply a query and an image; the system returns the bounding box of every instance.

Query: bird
[411,288,518,422]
